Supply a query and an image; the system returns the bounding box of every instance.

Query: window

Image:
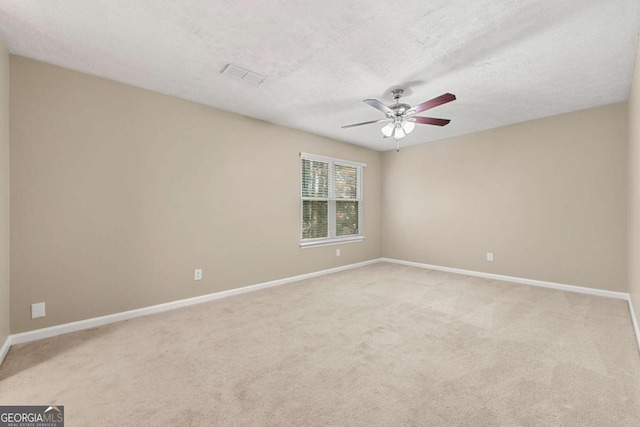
[300,153,365,247]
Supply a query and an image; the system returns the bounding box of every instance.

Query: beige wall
[0,41,9,345]
[629,36,640,322]
[383,103,628,292]
[10,56,382,333]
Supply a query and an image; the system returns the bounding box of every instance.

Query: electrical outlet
[487,252,494,262]
[194,269,202,281]
[31,302,45,319]
[336,249,341,257]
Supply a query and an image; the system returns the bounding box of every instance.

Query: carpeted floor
[1,262,639,426]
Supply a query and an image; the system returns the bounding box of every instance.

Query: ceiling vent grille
[221,64,265,86]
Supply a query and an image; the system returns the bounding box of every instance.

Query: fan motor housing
[390,103,411,116]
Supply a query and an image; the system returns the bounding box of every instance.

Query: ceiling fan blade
[341,118,391,129]
[408,116,451,126]
[406,93,456,116]
[363,99,394,116]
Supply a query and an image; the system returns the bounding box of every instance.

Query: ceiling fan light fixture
[392,123,406,139]
[381,119,415,139]
[381,122,394,137]
[401,120,415,134]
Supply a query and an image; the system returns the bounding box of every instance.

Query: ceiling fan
[342,89,456,151]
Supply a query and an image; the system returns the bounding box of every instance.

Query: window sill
[300,236,365,249]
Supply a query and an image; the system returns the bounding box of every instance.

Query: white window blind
[300,153,365,247]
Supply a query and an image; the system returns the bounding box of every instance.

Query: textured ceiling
[0,1,638,151]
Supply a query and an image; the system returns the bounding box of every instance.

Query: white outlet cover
[194,269,202,280]
[487,253,494,261]
[336,249,341,257]
[31,302,45,319]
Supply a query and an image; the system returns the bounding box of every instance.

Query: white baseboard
[381,258,629,300]
[0,335,10,366]
[629,299,640,353]
[5,258,383,352]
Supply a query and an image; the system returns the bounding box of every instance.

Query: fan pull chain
[395,138,400,152]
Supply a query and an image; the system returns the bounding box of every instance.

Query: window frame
[300,152,365,248]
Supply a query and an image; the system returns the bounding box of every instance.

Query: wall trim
[4,258,383,355]
[629,299,640,353]
[0,335,10,367]
[381,258,629,300]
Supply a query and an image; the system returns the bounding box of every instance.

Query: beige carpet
[1,262,640,426]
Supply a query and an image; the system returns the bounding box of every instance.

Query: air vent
[221,64,265,86]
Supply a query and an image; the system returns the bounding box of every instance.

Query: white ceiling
[0,1,638,151]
